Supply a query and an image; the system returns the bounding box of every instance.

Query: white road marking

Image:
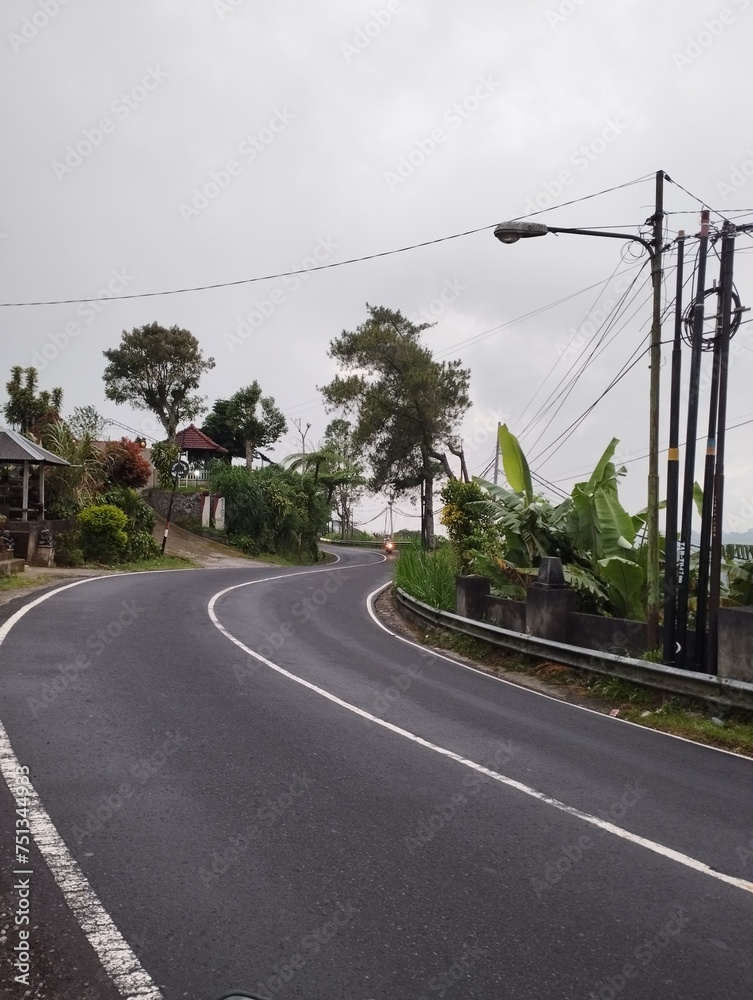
[0,557,378,999]
[208,575,753,897]
[0,577,164,999]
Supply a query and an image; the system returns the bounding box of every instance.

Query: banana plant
[474,425,649,619]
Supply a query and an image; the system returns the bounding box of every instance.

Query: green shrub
[124,529,160,561]
[53,529,85,567]
[208,463,329,561]
[149,442,181,490]
[77,504,129,564]
[393,542,457,611]
[100,487,159,562]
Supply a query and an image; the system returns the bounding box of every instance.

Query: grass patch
[108,556,197,571]
[0,575,52,592]
[619,703,753,755]
[393,543,457,611]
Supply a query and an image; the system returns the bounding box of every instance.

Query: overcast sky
[2,0,753,533]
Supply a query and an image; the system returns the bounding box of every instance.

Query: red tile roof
[175,424,228,453]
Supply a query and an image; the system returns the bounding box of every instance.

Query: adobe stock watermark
[672,0,750,72]
[52,67,169,181]
[554,271,634,360]
[737,830,753,867]
[8,0,73,53]
[221,235,339,353]
[27,599,142,717]
[71,730,187,844]
[405,741,515,854]
[417,940,488,999]
[716,147,753,201]
[409,278,467,326]
[340,1,403,62]
[588,909,691,1000]
[522,117,629,214]
[213,0,248,19]
[384,76,500,192]
[545,0,587,30]
[232,567,347,684]
[179,108,296,223]
[532,779,646,897]
[198,773,312,887]
[252,901,358,999]
[30,267,135,371]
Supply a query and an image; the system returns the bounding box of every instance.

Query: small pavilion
[175,424,228,470]
[0,428,70,521]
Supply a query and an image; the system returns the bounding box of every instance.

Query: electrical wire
[550,413,753,482]
[433,260,648,361]
[0,177,658,308]
[530,342,655,467]
[518,261,654,449]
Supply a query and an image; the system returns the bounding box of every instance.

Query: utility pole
[493,422,501,485]
[646,169,665,651]
[676,210,710,669]
[707,225,736,672]
[662,231,686,665]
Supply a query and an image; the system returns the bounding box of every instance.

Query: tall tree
[68,405,107,440]
[4,367,63,435]
[102,323,215,442]
[320,305,471,548]
[205,383,287,467]
[321,419,366,537]
[200,398,245,460]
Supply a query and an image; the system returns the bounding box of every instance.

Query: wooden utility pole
[646,169,665,650]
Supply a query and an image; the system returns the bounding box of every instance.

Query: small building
[0,427,70,521]
[174,424,228,483]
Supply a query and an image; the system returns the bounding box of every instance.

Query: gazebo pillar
[22,462,29,521]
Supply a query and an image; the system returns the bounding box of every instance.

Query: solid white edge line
[367,582,753,764]
[0,556,379,999]
[208,574,753,897]
[0,576,165,999]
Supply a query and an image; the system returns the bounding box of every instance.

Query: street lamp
[493,170,665,647]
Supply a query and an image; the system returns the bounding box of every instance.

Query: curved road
[0,548,752,999]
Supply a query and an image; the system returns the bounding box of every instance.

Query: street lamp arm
[546,226,655,257]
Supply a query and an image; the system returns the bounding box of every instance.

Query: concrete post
[526,557,574,643]
[455,575,490,620]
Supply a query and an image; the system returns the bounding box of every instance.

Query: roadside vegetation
[393,542,457,611]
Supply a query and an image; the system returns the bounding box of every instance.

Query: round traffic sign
[171,460,190,477]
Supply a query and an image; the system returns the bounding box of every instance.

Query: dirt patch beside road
[150,515,272,568]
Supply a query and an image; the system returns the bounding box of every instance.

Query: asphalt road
[0,547,752,1000]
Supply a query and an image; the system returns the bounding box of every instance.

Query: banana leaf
[498,424,533,503]
[594,487,635,555]
[598,555,645,620]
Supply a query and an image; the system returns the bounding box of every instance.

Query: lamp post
[493,170,665,646]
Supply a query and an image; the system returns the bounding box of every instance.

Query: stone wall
[145,489,205,523]
[455,563,748,677]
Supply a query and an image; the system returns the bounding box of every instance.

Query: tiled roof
[175,424,228,453]
[0,428,70,465]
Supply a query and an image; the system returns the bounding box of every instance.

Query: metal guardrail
[394,587,753,712]
[320,538,401,548]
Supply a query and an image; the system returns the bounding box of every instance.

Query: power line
[518,262,654,449]
[550,413,753,482]
[0,176,658,309]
